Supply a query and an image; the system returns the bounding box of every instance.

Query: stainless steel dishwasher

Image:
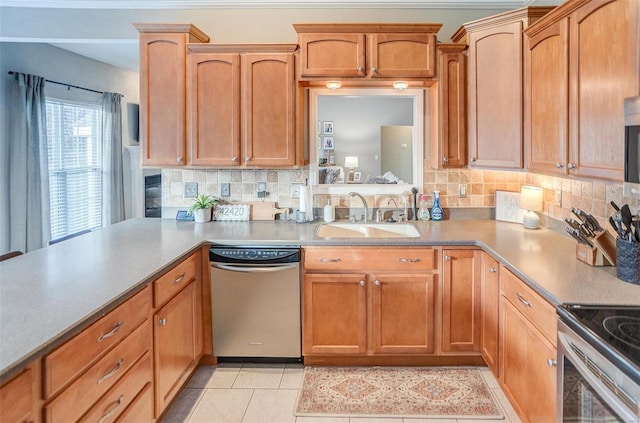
[209,246,301,360]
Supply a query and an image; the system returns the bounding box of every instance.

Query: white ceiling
[0,0,561,72]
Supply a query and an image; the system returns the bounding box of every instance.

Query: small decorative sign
[495,190,526,223]
[214,204,250,221]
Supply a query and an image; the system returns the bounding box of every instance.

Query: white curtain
[9,73,50,252]
[101,92,125,225]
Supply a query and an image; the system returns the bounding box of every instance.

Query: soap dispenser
[323,199,335,223]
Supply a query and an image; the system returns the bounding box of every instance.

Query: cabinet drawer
[154,252,198,308]
[304,247,436,272]
[45,321,151,423]
[44,285,151,398]
[0,368,32,423]
[78,352,152,423]
[500,267,556,344]
[115,382,153,422]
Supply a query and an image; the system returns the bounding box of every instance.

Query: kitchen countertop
[1,217,639,382]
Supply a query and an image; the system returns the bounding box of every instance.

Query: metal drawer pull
[173,272,186,284]
[547,358,557,368]
[398,258,420,263]
[516,292,532,308]
[359,280,365,286]
[97,394,124,423]
[374,280,380,286]
[97,321,123,343]
[159,318,167,326]
[319,258,341,263]
[490,267,497,273]
[97,359,124,384]
[444,255,451,261]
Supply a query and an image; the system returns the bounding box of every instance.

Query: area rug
[294,366,504,419]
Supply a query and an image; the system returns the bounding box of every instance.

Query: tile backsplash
[162,166,639,227]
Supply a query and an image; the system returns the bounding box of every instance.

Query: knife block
[576,243,613,266]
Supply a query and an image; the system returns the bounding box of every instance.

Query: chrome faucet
[349,192,369,222]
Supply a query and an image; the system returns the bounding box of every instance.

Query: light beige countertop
[1,217,639,382]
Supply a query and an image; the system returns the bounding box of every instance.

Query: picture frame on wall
[323,121,334,135]
[323,136,334,150]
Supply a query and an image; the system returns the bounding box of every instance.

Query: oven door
[558,320,639,422]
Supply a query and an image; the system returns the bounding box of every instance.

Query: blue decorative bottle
[430,190,443,221]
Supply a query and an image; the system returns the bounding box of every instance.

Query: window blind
[46,98,102,241]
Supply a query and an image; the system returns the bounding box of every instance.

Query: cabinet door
[154,281,199,416]
[303,273,367,355]
[371,273,435,354]
[480,253,500,377]
[298,33,366,77]
[139,32,188,166]
[442,250,481,352]
[500,297,557,423]
[568,0,639,180]
[369,33,436,78]
[242,53,296,167]
[525,19,569,175]
[468,21,524,168]
[0,368,32,423]
[432,44,467,169]
[187,53,241,167]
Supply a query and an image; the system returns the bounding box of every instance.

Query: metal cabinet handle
[159,318,167,326]
[97,321,123,343]
[444,255,451,261]
[516,292,532,308]
[556,162,564,168]
[97,394,124,423]
[173,272,186,284]
[358,66,365,74]
[319,258,341,263]
[567,163,576,170]
[398,258,420,263]
[547,358,557,367]
[176,157,183,163]
[490,267,497,273]
[245,156,250,163]
[231,156,238,163]
[371,66,378,73]
[374,280,380,286]
[359,280,365,286]
[97,359,123,384]
[443,157,449,163]
[471,157,477,162]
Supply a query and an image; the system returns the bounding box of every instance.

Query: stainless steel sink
[316,222,420,239]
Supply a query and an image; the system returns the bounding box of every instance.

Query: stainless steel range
[557,305,640,422]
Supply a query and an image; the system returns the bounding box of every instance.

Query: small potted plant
[187,194,219,223]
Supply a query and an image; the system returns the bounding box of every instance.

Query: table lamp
[520,186,543,229]
[345,156,359,182]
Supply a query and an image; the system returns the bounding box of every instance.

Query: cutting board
[249,201,290,220]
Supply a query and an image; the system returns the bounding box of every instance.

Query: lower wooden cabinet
[499,268,557,423]
[480,253,500,377]
[0,367,33,423]
[441,249,481,353]
[154,279,202,416]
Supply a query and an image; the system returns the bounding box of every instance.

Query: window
[46,98,102,241]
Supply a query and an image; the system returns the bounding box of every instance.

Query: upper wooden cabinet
[187,44,297,167]
[525,0,640,180]
[431,43,467,169]
[294,24,441,79]
[135,24,210,167]
[454,7,553,169]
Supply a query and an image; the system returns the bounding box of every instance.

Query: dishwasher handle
[211,262,299,273]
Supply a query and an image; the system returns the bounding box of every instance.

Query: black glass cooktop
[559,304,640,381]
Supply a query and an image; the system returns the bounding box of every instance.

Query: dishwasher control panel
[209,247,300,264]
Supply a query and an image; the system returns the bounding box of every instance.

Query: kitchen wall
[0,42,140,254]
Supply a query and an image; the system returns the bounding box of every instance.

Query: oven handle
[211,262,298,273]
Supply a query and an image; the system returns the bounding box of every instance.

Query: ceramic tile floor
[159,363,522,423]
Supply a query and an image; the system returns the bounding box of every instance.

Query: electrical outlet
[458,184,467,198]
[257,182,267,198]
[290,183,303,199]
[220,183,230,198]
[554,189,562,206]
[184,182,198,198]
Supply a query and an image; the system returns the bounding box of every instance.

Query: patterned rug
[294,366,504,419]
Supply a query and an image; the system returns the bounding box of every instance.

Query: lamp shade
[344,156,359,168]
[520,186,543,212]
